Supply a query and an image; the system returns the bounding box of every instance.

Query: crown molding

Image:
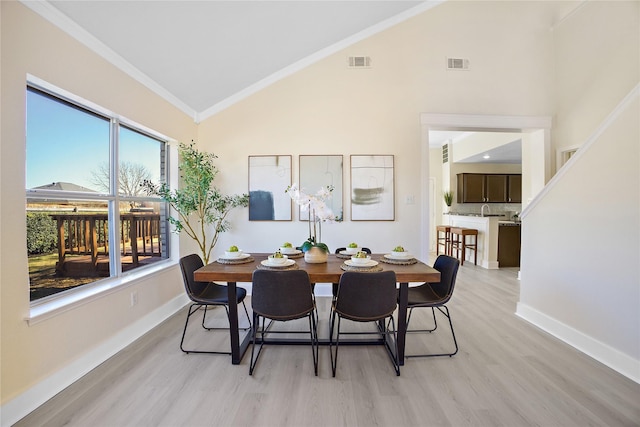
[21,0,443,122]
[20,0,198,121]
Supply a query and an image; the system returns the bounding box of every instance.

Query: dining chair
[329,271,400,377]
[249,269,319,376]
[404,254,460,357]
[179,254,251,355]
[332,247,371,301]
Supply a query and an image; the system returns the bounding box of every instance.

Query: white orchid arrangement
[285,183,335,252]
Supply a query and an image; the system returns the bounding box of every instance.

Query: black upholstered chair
[249,269,318,376]
[329,271,400,377]
[404,254,460,358]
[332,247,371,301]
[179,254,251,355]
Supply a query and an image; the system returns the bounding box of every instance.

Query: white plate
[279,248,301,255]
[344,259,378,267]
[261,259,296,267]
[221,253,251,260]
[385,253,413,260]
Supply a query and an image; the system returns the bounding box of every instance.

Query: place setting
[216,246,255,264]
[336,242,361,259]
[340,250,383,272]
[378,245,418,265]
[257,251,299,271]
[277,242,304,259]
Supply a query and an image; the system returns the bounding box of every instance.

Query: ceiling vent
[348,56,372,68]
[447,57,469,70]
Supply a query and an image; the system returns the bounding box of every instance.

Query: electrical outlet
[405,195,415,205]
[130,291,138,307]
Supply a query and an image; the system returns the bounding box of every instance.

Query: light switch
[405,195,415,205]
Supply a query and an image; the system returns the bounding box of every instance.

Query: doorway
[419,113,552,258]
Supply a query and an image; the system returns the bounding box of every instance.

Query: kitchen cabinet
[457,173,521,203]
[507,174,522,203]
[498,223,521,267]
[485,174,508,202]
[457,173,485,203]
[457,173,509,203]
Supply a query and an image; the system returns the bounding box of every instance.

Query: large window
[26,82,170,302]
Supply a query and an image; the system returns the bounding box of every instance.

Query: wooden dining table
[194,253,440,365]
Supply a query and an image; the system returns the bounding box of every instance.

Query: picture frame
[350,155,395,221]
[299,155,343,222]
[248,155,292,221]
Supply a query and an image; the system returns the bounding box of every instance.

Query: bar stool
[450,227,478,266]
[436,225,451,255]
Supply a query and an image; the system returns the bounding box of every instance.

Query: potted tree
[142,142,249,264]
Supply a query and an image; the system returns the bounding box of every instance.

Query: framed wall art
[248,155,292,221]
[299,155,343,221]
[350,155,395,221]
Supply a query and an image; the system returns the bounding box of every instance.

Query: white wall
[1,3,196,422]
[197,1,556,260]
[518,89,640,381]
[518,1,640,381]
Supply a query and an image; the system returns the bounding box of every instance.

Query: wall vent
[348,56,372,68]
[442,144,449,164]
[447,57,469,70]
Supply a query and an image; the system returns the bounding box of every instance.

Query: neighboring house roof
[32,182,97,192]
[29,182,98,206]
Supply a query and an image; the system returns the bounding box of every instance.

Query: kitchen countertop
[499,221,521,226]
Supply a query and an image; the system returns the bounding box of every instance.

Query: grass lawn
[29,252,90,300]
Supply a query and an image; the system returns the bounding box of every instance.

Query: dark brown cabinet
[498,223,521,267]
[457,173,485,203]
[507,174,522,203]
[457,173,521,203]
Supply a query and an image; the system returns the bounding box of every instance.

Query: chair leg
[180,303,232,355]
[180,304,199,353]
[329,310,340,377]
[308,312,319,376]
[383,315,400,376]
[202,302,252,331]
[406,307,437,333]
[241,301,252,330]
[249,313,264,375]
[405,305,458,358]
[250,312,318,376]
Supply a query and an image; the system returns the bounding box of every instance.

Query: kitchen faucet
[481,204,490,216]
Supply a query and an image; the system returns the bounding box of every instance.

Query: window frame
[25,75,177,321]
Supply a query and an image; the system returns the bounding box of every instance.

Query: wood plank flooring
[15,261,640,426]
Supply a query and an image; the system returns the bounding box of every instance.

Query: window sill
[27,259,178,326]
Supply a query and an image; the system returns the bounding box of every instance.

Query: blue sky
[26,90,162,191]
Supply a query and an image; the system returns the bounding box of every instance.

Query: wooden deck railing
[50,213,162,275]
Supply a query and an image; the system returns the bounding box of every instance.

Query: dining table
[194,252,440,365]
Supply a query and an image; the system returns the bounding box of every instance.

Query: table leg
[226,281,251,365]
[397,282,408,365]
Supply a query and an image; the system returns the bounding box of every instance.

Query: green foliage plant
[26,212,57,254]
[142,142,249,264]
[443,190,454,207]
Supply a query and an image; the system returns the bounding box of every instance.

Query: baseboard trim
[515,303,640,384]
[1,294,189,427]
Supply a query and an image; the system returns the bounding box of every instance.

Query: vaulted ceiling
[24,0,436,121]
[23,0,580,163]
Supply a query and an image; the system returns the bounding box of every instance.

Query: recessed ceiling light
[483,154,490,159]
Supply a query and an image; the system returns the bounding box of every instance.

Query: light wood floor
[16,261,640,427]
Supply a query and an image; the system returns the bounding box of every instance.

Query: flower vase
[304,246,328,264]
